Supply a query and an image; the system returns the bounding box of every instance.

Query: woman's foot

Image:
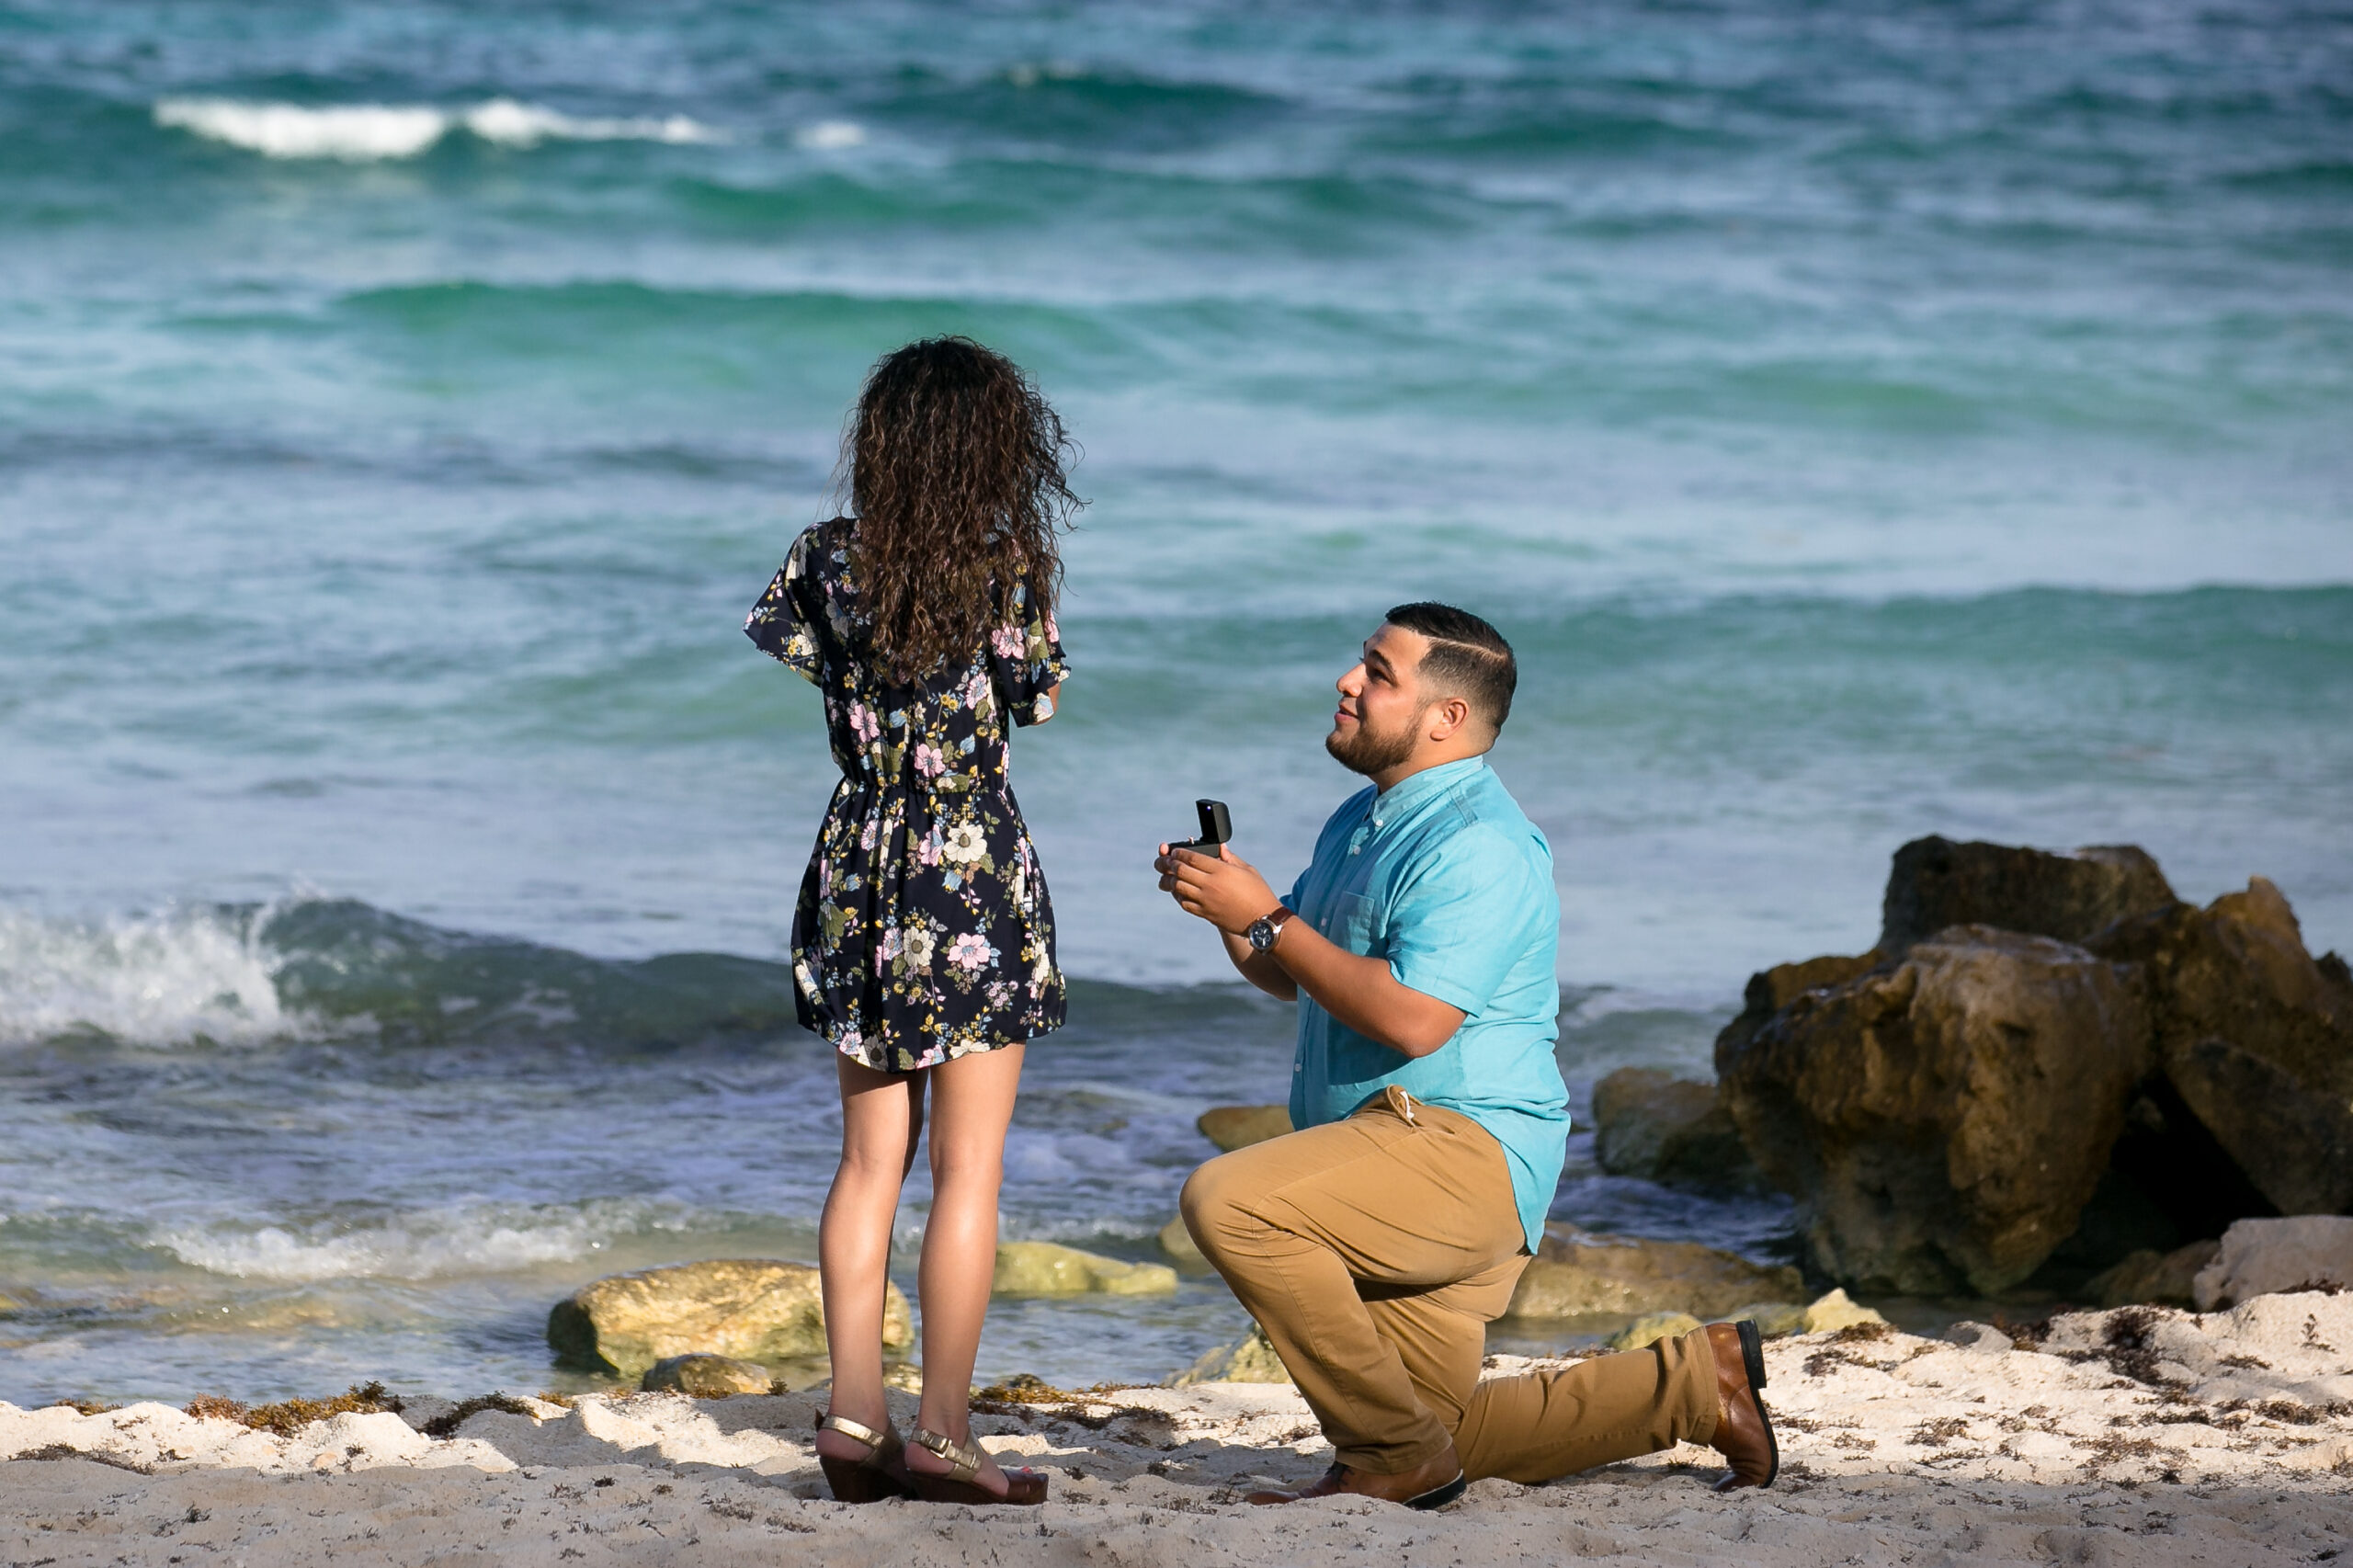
[815,1411,912,1502]
[905,1426,1049,1506]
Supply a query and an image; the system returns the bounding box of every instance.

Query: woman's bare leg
[904,1041,1027,1493]
[815,1053,926,1466]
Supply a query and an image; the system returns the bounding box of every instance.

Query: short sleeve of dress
[985,577,1070,726]
[745,530,823,684]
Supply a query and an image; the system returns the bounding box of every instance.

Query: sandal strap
[820,1415,892,1452]
[910,1426,984,1482]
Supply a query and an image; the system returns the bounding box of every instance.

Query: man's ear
[1427,695,1472,743]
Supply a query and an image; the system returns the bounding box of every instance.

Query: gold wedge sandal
[816,1414,915,1503]
[906,1426,1050,1506]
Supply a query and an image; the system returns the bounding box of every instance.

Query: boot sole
[1405,1472,1468,1511]
[1737,1318,1768,1391]
[1731,1318,1779,1489]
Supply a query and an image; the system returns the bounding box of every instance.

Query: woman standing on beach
[745,338,1078,1506]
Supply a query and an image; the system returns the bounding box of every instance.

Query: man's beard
[1325,709,1419,777]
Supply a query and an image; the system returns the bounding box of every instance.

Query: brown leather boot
[1245,1438,1467,1511]
[1706,1319,1779,1492]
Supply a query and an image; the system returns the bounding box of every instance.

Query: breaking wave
[0,895,804,1052]
[153,97,725,160]
[0,903,304,1049]
[154,1199,701,1282]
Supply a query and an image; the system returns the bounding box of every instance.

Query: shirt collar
[1368,756,1487,831]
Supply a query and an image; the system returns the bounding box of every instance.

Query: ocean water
[2,0,2349,1403]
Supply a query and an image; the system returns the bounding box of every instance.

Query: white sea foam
[153,97,722,161]
[0,905,302,1048]
[157,1201,691,1282]
[794,119,867,150]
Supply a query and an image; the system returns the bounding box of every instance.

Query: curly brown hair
[841,337,1082,685]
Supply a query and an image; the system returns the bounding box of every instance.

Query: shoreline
[6,1294,2348,1565]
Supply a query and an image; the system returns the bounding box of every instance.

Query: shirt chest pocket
[1323,890,1382,955]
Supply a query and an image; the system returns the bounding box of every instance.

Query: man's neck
[1370,744,1488,795]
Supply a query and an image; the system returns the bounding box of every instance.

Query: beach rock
[2193,1216,2353,1311]
[2089,879,2353,1218]
[548,1259,911,1379]
[1712,951,1883,1077]
[1502,1225,1803,1320]
[1877,835,2176,958]
[1721,926,2148,1295]
[993,1242,1177,1298]
[1943,1321,2013,1352]
[1606,1312,1703,1351]
[1589,1068,1758,1187]
[1198,1105,1292,1153]
[1170,1324,1292,1386]
[641,1353,773,1397]
[1730,1301,1810,1337]
[1157,1214,1209,1268]
[2087,1239,2220,1309]
[1801,1289,1889,1335]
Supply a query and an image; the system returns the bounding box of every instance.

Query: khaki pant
[1180,1085,1721,1479]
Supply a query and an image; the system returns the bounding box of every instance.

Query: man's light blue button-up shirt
[1283,756,1568,1253]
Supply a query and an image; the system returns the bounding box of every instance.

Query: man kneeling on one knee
[1154,603,1777,1509]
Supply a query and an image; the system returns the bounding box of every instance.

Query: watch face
[1247,917,1273,951]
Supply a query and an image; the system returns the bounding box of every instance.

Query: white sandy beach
[5,1293,2349,1566]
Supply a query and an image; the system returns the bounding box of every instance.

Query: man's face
[1327,623,1431,777]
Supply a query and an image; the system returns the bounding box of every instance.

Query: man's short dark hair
[1384,602,1517,731]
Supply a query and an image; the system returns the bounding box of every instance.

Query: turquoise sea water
[2,0,2349,1402]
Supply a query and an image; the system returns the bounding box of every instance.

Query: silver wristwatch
[1246,906,1296,953]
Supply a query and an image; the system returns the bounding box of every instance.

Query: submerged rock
[1197,1105,1292,1153]
[1720,926,2148,1295]
[1730,1301,1810,1337]
[1502,1225,1803,1320]
[2193,1216,2353,1311]
[1157,1214,1209,1268]
[1589,1068,1756,1187]
[1170,1324,1292,1386]
[1877,835,2177,958]
[548,1259,911,1379]
[2088,1239,2220,1309]
[1606,1312,1703,1351]
[641,1353,773,1396]
[993,1242,1177,1297]
[2090,879,2353,1218]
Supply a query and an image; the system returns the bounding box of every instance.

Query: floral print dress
[745,516,1068,1072]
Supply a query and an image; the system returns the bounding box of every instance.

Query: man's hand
[1155,845,1282,936]
[1154,841,1464,1056]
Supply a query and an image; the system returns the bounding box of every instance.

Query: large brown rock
[1589,1068,1758,1187]
[2089,879,2353,1217]
[1712,951,1881,1077]
[1502,1224,1803,1320]
[1720,926,2148,1295]
[1877,836,2175,958]
[548,1259,911,1379]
